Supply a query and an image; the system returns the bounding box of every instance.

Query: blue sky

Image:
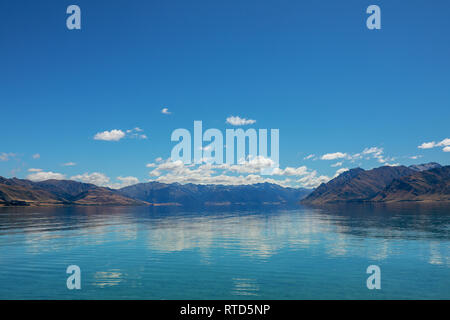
[0,0,449,188]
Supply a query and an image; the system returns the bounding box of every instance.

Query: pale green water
[0,204,448,299]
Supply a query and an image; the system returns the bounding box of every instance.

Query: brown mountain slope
[0,177,147,206]
[301,166,417,205]
[372,166,450,202]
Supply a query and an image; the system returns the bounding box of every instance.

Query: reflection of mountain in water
[1,204,448,265]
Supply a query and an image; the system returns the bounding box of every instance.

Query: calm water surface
[0,204,449,299]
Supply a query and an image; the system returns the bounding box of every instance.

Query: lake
[0,204,449,299]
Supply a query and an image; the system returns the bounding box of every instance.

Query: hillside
[301,163,450,205]
[301,166,416,204]
[373,166,450,202]
[0,177,147,206]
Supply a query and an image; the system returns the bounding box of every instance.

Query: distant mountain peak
[409,162,442,172]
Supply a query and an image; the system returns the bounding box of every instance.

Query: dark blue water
[0,204,448,299]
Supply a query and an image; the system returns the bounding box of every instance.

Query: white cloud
[437,138,450,147]
[226,116,256,126]
[32,153,40,159]
[363,147,383,157]
[321,152,348,160]
[304,154,315,160]
[317,145,399,168]
[418,138,450,151]
[444,146,450,152]
[127,127,148,140]
[63,162,76,167]
[161,107,171,115]
[94,128,147,141]
[117,176,139,186]
[70,172,110,186]
[109,176,140,189]
[331,162,342,167]
[70,172,139,189]
[334,168,349,177]
[0,152,15,161]
[418,141,436,149]
[94,129,126,141]
[228,156,276,174]
[272,166,308,176]
[28,168,42,172]
[296,171,330,189]
[145,157,317,188]
[27,171,66,182]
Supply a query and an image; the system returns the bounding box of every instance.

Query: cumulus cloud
[32,153,40,159]
[70,172,139,189]
[295,167,350,189]
[226,116,256,126]
[272,166,308,176]
[28,168,42,172]
[444,146,450,152]
[27,171,66,182]
[117,176,139,186]
[334,168,349,177]
[127,127,148,140]
[296,171,331,189]
[363,147,383,156]
[304,154,316,160]
[161,107,171,115]
[418,138,450,152]
[318,146,397,166]
[0,152,15,161]
[144,156,322,188]
[331,162,342,167]
[70,172,111,186]
[94,129,126,141]
[321,152,348,160]
[418,142,436,149]
[361,146,393,164]
[94,128,148,141]
[108,176,140,189]
[439,138,450,147]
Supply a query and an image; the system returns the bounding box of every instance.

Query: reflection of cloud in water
[93,270,123,288]
[20,213,138,254]
[1,204,448,267]
[146,211,334,259]
[143,206,449,265]
[231,278,259,296]
[428,242,449,266]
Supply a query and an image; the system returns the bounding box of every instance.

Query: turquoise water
[0,204,448,299]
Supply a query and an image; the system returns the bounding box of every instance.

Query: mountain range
[118,182,310,207]
[301,162,449,204]
[1,162,449,207]
[0,177,310,207]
